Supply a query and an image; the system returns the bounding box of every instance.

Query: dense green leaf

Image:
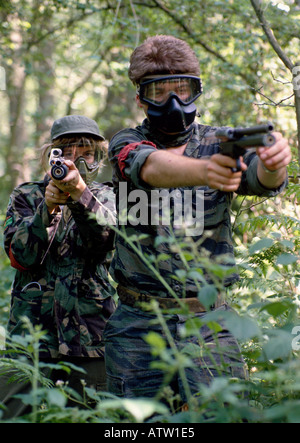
[276,253,299,266]
[249,238,274,255]
[225,312,261,341]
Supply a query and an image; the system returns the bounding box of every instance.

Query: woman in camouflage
[1,115,116,418]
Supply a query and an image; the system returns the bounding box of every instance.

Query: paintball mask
[74,150,102,186]
[138,75,203,134]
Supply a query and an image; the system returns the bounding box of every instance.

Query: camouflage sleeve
[3,185,55,270]
[108,128,158,190]
[67,184,116,256]
[237,150,288,197]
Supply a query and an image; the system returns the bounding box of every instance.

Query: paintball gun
[214,122,276,172]
[49,148,68,180]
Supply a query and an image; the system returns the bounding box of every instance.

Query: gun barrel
[232,133,276,148]
[52,148,63,157]
[49,148,68,180]
[215,122,274,140]
[232,123,274,137]
[220,133,276,160]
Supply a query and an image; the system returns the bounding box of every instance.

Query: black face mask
[139,75,202,135]
[146,94,197,134]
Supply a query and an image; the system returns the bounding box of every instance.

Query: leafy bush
[0,165,299,423]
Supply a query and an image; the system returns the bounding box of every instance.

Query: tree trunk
[35,40,56,149]
[293,66,300,163]
[5,25,28,191]
[250,0,299,162]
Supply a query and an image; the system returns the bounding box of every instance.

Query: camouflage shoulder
[13,179,46,194]
[3,181,45,230]
[109,126,147,153]
[7,181,46,207]
[196,123,221,137]
[89,181,114,192]
[192,123,222,148]
[89,182,116,205]
[110,125,146,143]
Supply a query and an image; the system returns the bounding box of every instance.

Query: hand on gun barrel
[215,122,276,172]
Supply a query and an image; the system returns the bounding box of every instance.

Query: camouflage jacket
[3,176,116,358]
[108,119,288,298]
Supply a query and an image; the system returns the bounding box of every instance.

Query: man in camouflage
[0,115,116,418]
[104,35,291,403]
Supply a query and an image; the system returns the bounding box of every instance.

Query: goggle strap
[140,73,200,81]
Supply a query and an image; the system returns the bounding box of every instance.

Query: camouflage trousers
[104,303,248,403]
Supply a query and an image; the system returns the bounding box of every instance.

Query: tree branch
[250,0,300,160]
[65,58,103,115]
[150,0,254,85]
[250,0,294,72]
[253,87,295,107]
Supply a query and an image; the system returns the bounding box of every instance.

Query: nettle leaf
[98,398,168,423]
[181,342,202,358]
[276,253,299,266]
[249,238,274,255]
[225,312,261,341]
[206,321,223,334]
[259,300,293,317]
[144,331,166,354]
[47,389,67,408]
[262,330,293,361]
[198,285,218,310]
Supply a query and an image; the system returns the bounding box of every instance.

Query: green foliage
[1,171,299,422]
[0,0,299,424]
[0,0,299,194]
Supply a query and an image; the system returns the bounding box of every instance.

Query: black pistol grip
[231,157,242,173]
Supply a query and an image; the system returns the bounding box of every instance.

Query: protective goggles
[51,143,103,163]
[138,75,203,107]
